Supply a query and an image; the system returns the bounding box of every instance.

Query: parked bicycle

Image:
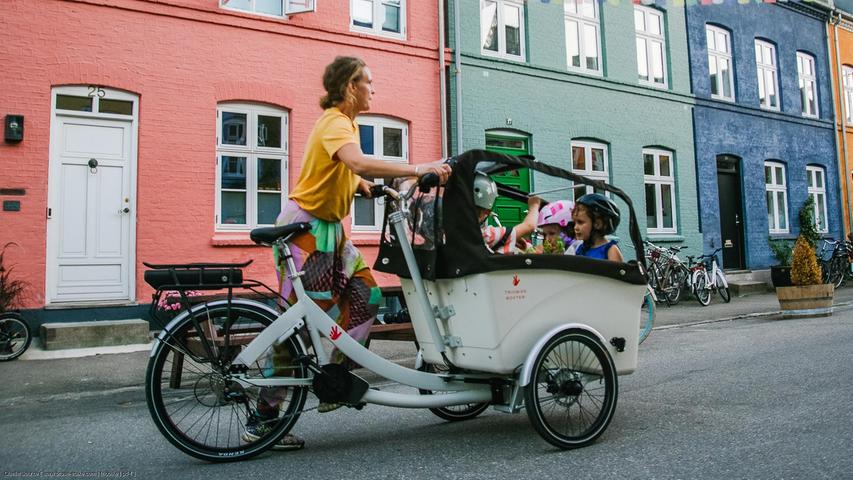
[816,238,852,289]
[644,240,689,305]
[0,311,31,361]
[684,248,731,306]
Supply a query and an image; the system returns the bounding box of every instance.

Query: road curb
[655,300,853,331]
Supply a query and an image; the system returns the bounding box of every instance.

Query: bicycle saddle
[250,222,312,245]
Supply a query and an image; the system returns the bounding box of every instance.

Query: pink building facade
[0,0,443,321]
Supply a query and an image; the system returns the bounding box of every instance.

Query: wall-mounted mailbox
[5,115,24,143]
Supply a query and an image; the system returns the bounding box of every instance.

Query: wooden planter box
[776,283,834,318]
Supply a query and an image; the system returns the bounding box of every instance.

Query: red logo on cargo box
[512,275,520,286]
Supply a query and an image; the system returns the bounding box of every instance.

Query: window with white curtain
[843,65,853,123]
[755,40,780,110]
[481,0,525,61]
[765,161,788,234]
[564,0,601,75]
[351,0,405,38]
[216,103,288,230]
[644,149,677,234]
[706,25,734,101]
[797,52,819,118]
[807,165,828,233]
[570,140,609,200]
[352,116,408,231]
[634,6,667,88]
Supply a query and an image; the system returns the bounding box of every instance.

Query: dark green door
[485,133,531,228]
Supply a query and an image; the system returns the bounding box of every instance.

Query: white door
[47,89,137,304]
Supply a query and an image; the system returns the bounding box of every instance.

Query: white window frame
[350,0,406,40]
[755,39,780,111]
[570,140,609,198]
[351,116,409,232]
[807,165,829,234]
[843,65,853,124]
[706,25,735,101]
[480,0,526,62]
[634,5,668,88]
[765,161,789,234]
[219,0,315,18]
[215,103,288,231]
[643,149,677,235]
[564,0,602,76]
[797,52,819,118]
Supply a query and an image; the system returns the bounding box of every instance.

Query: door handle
[734,214,740,225]
[119,207,130,214]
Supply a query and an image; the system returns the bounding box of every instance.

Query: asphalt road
[1,311,851,480]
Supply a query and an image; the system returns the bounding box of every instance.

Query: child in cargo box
[473,173,542,255]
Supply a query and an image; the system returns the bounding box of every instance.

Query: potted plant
[775,235,833,317]
[769,238,793,287]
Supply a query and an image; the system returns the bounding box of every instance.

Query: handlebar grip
[419,172,440,192]
[369,184,387,198]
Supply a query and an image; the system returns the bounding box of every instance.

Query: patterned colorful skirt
[272,199,381,365]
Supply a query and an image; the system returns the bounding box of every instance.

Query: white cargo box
[402,270,645,375]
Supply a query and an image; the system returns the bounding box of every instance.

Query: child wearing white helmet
[533,200,578,255]
[474,173,542,255]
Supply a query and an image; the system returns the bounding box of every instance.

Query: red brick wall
[0,0,442,307]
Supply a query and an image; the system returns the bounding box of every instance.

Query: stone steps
[728,280,771,297]
[40,319,150,350]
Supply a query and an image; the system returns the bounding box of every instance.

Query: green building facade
[447,0,701,256]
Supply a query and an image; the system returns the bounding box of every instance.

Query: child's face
[477,208,491,224]
[573,208,593,242]
[542,224,561,243]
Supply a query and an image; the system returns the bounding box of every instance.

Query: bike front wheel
[716,273,731,303]
[639,292,654,345]
[0,312,31,362]
[524,329,617,449]
[146,301,309,462]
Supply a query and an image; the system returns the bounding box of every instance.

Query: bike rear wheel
[146,301,309,462]
[418,363,490,421]
[664,268,683,305]
[694,274,711,306]
[0,312,31,362]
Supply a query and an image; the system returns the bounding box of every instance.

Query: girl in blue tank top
[572,194,624,262]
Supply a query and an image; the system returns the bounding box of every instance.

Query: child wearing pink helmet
[534,200,579,254]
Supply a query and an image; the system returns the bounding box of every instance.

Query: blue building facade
[686,0,840,270]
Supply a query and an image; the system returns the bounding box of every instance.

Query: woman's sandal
[271,433,306,451]
[317,402,343,413]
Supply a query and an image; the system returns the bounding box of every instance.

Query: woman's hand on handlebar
[417,160,452,184]
[357,178,377,198]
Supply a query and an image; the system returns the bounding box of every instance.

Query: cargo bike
[143,149,651,462]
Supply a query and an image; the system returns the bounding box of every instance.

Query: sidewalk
[653,283,853,328]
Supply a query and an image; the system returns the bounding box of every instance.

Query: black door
[717,156,745,270]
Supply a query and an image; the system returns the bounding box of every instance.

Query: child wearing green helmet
[474,173,542,255]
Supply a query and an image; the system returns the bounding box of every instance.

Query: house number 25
[88,85,106,98]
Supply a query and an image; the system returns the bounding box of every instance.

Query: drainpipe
[438,0,448,159]
[453,0,463,154]
[831,11,852,236]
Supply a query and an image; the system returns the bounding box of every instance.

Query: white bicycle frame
[228,185,494,409]
[691,255,728,292]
